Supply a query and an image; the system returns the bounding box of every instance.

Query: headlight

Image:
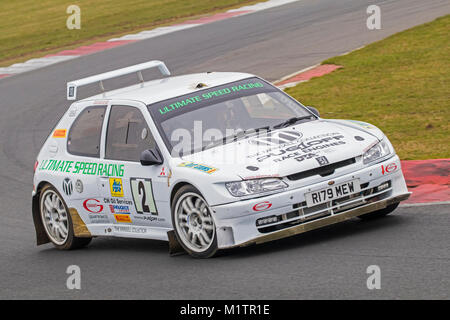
[363,139,391,164]
[225,178,288,197]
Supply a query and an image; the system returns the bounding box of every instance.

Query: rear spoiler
[66,60,171,100]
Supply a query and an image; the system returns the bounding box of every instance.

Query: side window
[105,105,156,162]
[67,106,106,157]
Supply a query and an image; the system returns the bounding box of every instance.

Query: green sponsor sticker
[158,81,264,115]
[38,159,125,177]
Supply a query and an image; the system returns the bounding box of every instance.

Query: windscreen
[148,77,312,156]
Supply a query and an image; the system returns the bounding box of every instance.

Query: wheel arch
[170,181,191,206]
[170,180,213,206]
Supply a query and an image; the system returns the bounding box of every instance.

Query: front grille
[287,158,356,181]
[256,181,392,234]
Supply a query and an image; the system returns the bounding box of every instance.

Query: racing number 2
[130,178,158,215]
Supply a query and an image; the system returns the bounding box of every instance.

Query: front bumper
[211,155,410,249]
[221,193,410,249]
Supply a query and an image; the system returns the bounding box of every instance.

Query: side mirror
[306,106,320,117]
[140,148,163,166]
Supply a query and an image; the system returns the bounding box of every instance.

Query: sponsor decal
[178,162,218,174]
[113,226,147,234]
[381,162,398,175]
[159,167,167,177]
[130,178,158,215]
[158,81,264,115]
[83,199,110,224]
[109,178,124,197]
[88,214,109,224]
[315,156,329,166]
[291,153,317,163]
[159,95,202,115]
[103,198,133,205]
[253,201,272,212]
[303,132,342,141]
[75,179,83,193]
[53,129,67,138]
[133,215,165,223]
[251,134,346,163]
[109,204,130,214]
[114,214,132,223]
[248,132,341,158]
[83,199,104,214]
[62,178,73,196]
[38,159,124,177]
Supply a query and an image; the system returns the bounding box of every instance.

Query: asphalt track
[1,0,449,299]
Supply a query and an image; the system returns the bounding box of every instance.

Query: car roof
[79,72,255,105]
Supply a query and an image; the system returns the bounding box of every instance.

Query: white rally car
[32,60,411,258]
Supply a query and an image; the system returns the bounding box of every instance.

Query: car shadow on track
[37,236,168,256]
[36,214,409,259]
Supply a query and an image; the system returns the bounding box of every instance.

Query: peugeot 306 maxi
[32,61,410,258]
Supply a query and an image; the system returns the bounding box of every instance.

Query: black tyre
[358,203,399,221]
[39,184,92,250]
[171,185,218,258]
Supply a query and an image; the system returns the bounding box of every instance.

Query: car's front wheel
[39,184,92,250]
[172,185,218,258]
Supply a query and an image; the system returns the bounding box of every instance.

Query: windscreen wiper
[240,126,271,139]
[273,115,315,129]
[202,126,270,151]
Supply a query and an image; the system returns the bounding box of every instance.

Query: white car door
[98,100,171,232]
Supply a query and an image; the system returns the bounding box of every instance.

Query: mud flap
[32,195,50,245]
[167,230,186,256]
[69,208,92,238]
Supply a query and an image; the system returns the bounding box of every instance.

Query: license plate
[305,179,361,207]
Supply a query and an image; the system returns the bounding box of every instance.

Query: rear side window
[105,105,155,162]
[67,106,106,157]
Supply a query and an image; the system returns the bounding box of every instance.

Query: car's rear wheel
[358,203,399,220]
[172,185,218,258]
[39,184,92,250]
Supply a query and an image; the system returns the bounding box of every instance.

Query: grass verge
[285,15,450,160]
[0,0,263,67]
